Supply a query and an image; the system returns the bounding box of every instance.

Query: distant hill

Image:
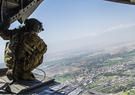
[72,26,135,49]
[47,26,135,54]
[45,26,135,63]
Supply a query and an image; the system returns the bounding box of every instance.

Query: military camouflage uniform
[0,25,47,80]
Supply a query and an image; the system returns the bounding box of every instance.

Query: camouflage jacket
[0,27,47,71]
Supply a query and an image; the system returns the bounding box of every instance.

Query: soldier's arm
[22,35,47,72]
[0,17,18,40]
[0,29,18,40]
[24,41,47,72]
[37,39,47,54]
[30,34,47,54]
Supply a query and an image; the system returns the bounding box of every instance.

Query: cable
[21,0,23,9]
[35,68,46,82]
[0,0,4,22]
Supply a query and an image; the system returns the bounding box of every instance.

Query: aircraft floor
[0,68,54,94]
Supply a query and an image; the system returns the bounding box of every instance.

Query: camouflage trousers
[4,42,44,80]
[5,56,43,80]
[4,52,43,80]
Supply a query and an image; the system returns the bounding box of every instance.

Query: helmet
[24,18,44,33]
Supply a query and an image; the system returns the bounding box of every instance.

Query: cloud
[105,23,135,32]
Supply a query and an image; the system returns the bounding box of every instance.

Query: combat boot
[22,72,35,81]
[6,69,13,80]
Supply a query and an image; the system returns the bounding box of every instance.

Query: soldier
[0,18,47,81]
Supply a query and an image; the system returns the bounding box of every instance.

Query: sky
[1,0,135,63]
